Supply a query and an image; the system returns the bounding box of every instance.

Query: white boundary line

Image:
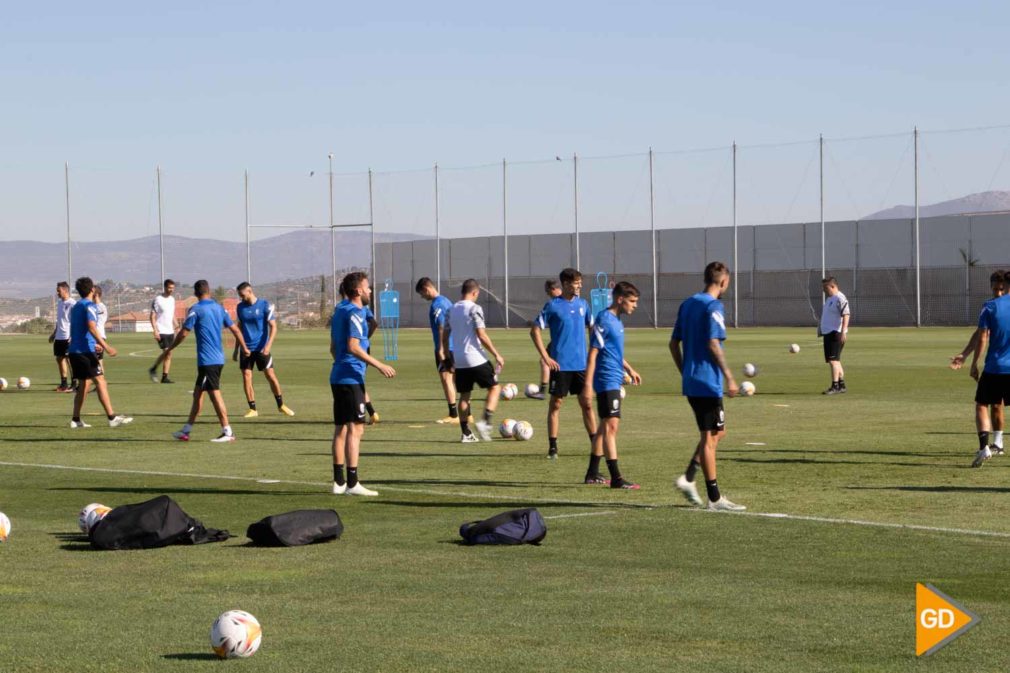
[2,460,1009,539]
[127,349,160,358]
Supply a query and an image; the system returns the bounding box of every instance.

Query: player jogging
[168,280,250,442]
[530,268,598,464]
[329,272,395,496]
[67,277,133,429]
[820,277,850,395]
[148,279,178,383]
[670,261,745,511]
[580,281,643,489]
[49,281,76,392]
[415,277,460,424]
[526,279,563,400]
[233,282,295,418]
[443,279,504,442]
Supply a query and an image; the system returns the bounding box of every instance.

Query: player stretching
[580,281,643,489]
[330,272,395,496]
[415,277,460,424]
[952,270,1010,467]
[67,277,133,429]
[49,281,76,392]
[168,280,250,442]
[671,261,745,511]
[526,279,563,400]
[234,282,295,418]
[820,277,850,395]
[148,279,178,384]
[530,268,597,464]
[444,279,504,442]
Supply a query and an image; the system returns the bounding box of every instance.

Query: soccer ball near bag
[789,344,800,354]
[740,381,756,396]
[78,503,111,533]
[524,383,539,397]
[16,377,30,390]
[84,505,112,532]
[211,610,262,659]
[499,418,518,438]
[743,363,758,378]
[0,512,10,542]
[512,420,534,441]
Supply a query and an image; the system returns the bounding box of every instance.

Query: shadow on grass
[722,456,944,468]
[845,485,1010,494]
[722,447,966,458]
[363,499,643,511]
[59,543,96,552]
[48,486,317,497]
[297,451,531,458]
[373,477,538,489]
[162,653,220,661]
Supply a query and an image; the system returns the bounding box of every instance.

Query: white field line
[127,349,160,358]
[2,460,1009,539]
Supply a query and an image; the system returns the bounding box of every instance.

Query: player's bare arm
[228,324,251,357]
[951,327,984,369]
[530,324,559,371]
[476,327,504,370]
[709,338,737,397]
[87,320,117,358]
[622,359,641,385]
[348,337,395,378]
[263,318,277,356]
[669,338,684,374]
[580,348,598,407]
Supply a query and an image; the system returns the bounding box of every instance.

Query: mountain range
[862,190,1010,220]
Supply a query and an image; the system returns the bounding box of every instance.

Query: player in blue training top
[329,271,396,496]
[66,276,132,429]
[670,261,744,511]
[527,278,563,400]
[166,280,250,443]
[233,282,295,418]
[531,268,601,469]
[580,281,643,489]
[416,276,460,424]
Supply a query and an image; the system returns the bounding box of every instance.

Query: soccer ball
[499,418,517,438]
[500,385,516,401]
[0,512,10,542]
[740,381,756,396]
[507,383,519,397]
[524,383,539,397]
[84,505,112,532]
[210,610,262,659]
[78,503,110,533]
[789,344,800,354]
[743,363,758,378]
[0,378,7,391]
[16,377,30,390]
[512,420,534,441]
[622,372,632,385]
[619,386,627,400]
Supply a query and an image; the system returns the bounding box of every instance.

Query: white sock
[182,423,193,434]
[994,430,1004,448]
[223,425,233,436]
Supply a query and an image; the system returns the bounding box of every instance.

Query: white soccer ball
[16,377,30,390]
[524,383,539,397]
[0,378,7,391]
[619,386,627,400]
[0,512,10,542]
[740,381,756,396]
[512,420,534,441]
[743,363,758,378]
[211,610,262,659]
[499,418,517,438]
[508,383,519,397]
[84,505,112,532]
[78,503,110,533]
[789,343,800,354]
[500,385,516,401]
[622,372,632,385]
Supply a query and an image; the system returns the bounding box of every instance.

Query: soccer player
[66,277,132,429]
[670,261,745,511]
[329,272,395,496]
[234,282,295,418]
[167,280,250,442]
[820,277,850,395]
[580,281,643,489]
[148,279,178,384]
[49,281,76,392]
[443,279,505,442]
[415,277,460,424]
[530,268,598,464]
[526,279,563,400]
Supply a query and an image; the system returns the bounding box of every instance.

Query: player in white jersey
[148,279,179,383]
[443,279,505,442]
[819,277,850,395]
[48,281,76,392]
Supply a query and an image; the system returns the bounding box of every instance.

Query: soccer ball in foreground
[16,377,30,390]
[499,418,517,438]
[211,610,262,659]
[789,344,800,354]
[512,420,534,441]
[524,383,539,397]
[0,378,7,391]
[739,381,756,396]
[84,505,112,532]
[743,363,758,377]
[500,385,516,401]
[78,503,111,533]
[0,512,10,542]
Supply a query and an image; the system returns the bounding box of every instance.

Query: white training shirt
[55,297,76,340]
[820,291,850,335]
[95,301,108,339]
[151,294,176,335]
[448,299,489,369]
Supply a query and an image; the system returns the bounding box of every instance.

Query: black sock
[107,414,115,421]
[540,381,548,392]
[838,379,846,387]
[587,454,602,476]
[275,395,283,408]
[460,416,471,435]
[549,437,558,451]
[448,403,458,418]
[347,467,359,488]
[72,416,81,423]
[162,373,169,381]
[61,377,68,387]
[333,464,345,486]
[980,431,990,451]
[706,479,721,502]
[365,401,376,416]
[685,459,700,482]
[606,458,620,482]
[248,400,257,410]
[483,409,494,423]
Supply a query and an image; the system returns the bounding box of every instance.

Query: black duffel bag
[90,495,231,550]
[246,509,343,547]
[459,508,547,545]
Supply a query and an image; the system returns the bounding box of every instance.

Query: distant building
[107,311,154,333]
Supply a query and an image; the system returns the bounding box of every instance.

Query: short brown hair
[704,262,729,285]
[822,276,837,287]
[544,279,559,293]
[559,268,582,284]
[613,281,640,298]
[461,278,480,296]
[340,272,368,299]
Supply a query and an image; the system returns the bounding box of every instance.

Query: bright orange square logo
[915,583,980,656]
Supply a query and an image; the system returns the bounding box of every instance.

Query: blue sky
[3,1,1010,241]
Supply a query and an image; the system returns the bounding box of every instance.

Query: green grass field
[0,326,1005,672]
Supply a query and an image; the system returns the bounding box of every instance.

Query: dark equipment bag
[246,509,343,547]
[459,508,547,545]
[90,495,231,550]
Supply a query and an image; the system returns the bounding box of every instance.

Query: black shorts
[69,352,103,380]
[331,383,367,425]
[823,331,844,362]
[454,361,498,393]
[158,334,174,350]
[975,373,1010,406]
[195,365,223,392]
[549,370,587,398]
[688,396,725,432]
[240,351,274,371]
[596,389,622,419]
[54,339,70,357]
[435,351,454,374]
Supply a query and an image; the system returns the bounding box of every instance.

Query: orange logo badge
[915,583,980,656]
